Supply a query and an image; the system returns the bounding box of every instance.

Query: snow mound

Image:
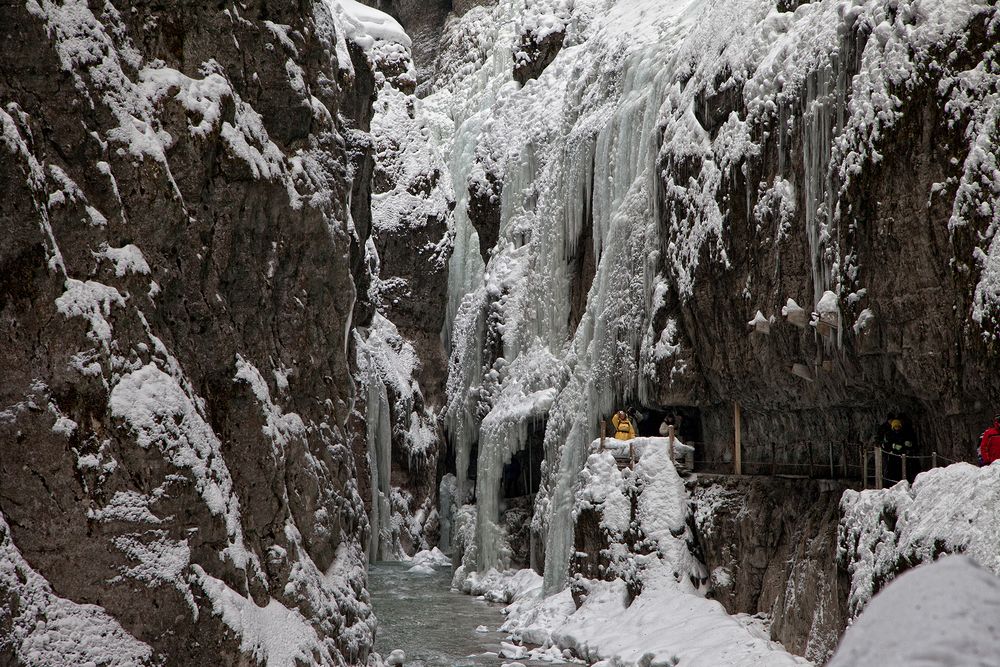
[553,575,809,667]
[487,444,807,666]
[410,547,452,568]
[829,556,1000,667]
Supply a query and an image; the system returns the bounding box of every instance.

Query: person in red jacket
[980,415,1000,466]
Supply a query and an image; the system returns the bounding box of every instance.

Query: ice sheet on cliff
[435,0,1000,590]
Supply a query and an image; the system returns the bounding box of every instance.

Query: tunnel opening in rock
[635,406,703,445]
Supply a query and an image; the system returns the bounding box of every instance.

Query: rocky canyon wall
[418,0,997,574]
[690,476,851,664]
[0,1,382,664]
[336,1,454,562]
[652,0,1000,466]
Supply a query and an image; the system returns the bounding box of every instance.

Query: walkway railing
[594,413,968,487]
[689,442,966,488]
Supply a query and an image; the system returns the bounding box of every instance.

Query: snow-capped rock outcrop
[838,461,1000,619]
[489,445,810,666]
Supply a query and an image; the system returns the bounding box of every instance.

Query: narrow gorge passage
[0,0,998,666]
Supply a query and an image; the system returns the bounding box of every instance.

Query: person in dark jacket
[980,415,1000,466]
[876,414,917,483]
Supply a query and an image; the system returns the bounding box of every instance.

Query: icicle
[437,2,699,584]
[364,345,394,562]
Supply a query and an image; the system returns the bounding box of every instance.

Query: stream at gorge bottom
[368,562,564,667]
[369,561,537,666]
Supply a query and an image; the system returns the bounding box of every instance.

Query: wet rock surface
[0,1,378,663]
[689,476,851,664]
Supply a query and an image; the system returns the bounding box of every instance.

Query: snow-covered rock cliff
[413,0,998,592]
[342,0,454,563]
[0,1,384,663]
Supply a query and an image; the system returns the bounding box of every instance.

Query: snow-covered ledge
[453,444,811,665]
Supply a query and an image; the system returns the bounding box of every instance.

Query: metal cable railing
[689,443,967,488]
[591,429,970,488]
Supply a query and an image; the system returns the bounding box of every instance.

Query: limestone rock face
[346,7,454,561]
[689,477,850,664]
[355,0,454,93]
[653,5,1000,464]
[0,1,380,664]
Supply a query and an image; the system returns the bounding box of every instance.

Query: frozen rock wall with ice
[421,0,999,588]
[653,0,1000,468]
[0,0,388,663]
[343,0,454,563]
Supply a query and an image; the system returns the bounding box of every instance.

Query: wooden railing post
[932,451,938,469]
[600,420,606,451]
[874,447,883,490]
[668,424,676,467]
[734,402,742,476]
[901,453,907,483]
[862,444,868,489]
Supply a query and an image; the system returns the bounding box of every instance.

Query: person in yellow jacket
[611,410,636,440]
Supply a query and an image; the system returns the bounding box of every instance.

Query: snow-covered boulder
[410,547,453,568]
[829,556,1000,667]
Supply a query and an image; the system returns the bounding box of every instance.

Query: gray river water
[369,561,516,666]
